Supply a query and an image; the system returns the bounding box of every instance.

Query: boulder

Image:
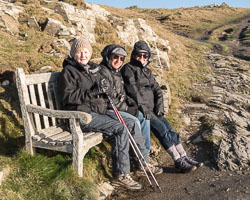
[27,17,41,31]
[0,0,24,34]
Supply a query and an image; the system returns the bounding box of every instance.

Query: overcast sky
[85,0,250,9]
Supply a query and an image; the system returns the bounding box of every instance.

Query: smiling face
[74,48,91,65]
[111,54,125,70]
[135,52,149,65]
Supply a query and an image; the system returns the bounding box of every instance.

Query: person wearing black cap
[99,44,163,176]
[121,40,203,173]
[57,37,145,190]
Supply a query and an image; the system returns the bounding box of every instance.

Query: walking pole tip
[158,185,163,193]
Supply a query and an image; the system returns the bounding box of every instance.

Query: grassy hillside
[0,1,249,199]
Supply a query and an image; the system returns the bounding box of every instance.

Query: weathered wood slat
[25,72,60,85]
[49,131,70,140]
[58,134,72,141]
[55,131,72,141]
[83,132,103,148]
[45,82,56,126]
[26,104,91,124]
[33,140,73,153]
[37,83,49,128]
[37,126,66,139]
[83,132,97,138]
[28,85,42,131]
[37,125,65,134]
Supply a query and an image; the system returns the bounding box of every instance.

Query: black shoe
[184,156,204,168]
[175,157,197,173]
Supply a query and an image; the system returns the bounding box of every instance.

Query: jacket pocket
[137,78,150,87]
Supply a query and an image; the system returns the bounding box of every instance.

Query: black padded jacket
[57,57,107,114]
[121,53,164,120]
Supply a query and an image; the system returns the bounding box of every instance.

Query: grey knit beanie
[70,37,93,58]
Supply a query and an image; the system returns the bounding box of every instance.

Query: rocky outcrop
[112,17,171,70]
[186,53,250,172]
[0,0,24,34]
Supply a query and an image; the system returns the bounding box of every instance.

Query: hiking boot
[184,156,204,168]
[137,163,163,176]
[112,174,142,190]
[175,157,197,173]
[149,157,159,167]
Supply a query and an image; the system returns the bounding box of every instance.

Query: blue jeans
[108,110,151,155]
[150,117,181,150]
[82,112,130,176]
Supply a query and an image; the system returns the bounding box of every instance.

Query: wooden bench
[15,68,103,177]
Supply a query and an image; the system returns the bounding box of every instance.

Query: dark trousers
[106,110,149,164]
[82,112,130,177]
[150,117,181,150]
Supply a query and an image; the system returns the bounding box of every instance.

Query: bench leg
[25,136,36,156]
[70,119,84,177]
[72,149,90,177]
[72,148,85,177]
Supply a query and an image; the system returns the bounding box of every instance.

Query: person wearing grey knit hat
[70,37,93,65]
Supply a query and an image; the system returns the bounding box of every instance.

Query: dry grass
[135,7,250,38]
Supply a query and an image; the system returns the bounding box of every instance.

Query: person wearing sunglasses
[121,40,203,173]
[99,44,163,176]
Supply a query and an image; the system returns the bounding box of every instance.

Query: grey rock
[98,182,114,200]
[27,17,41,31]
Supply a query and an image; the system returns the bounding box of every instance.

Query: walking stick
[107,95,163,193]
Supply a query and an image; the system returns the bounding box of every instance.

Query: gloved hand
[127,106,139,117]
[99,78,111,96]
[140,105,151,120]
[89,86,104,97]
[156,110,165,118]
[144,110,152,120]
[143,110,158,120]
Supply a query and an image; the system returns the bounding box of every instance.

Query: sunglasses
[136,53,149,59]
[112,55,125,62]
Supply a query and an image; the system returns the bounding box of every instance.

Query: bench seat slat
[49,131,71,140]
[37,126,66,138]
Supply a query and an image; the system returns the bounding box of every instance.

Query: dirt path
[109,144,250,200]
[198,14,250,59]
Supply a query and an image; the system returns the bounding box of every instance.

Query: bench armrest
[26,104,91,124]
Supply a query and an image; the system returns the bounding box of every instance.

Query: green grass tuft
[0,150,98,200]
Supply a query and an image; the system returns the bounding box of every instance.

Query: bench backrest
[16,68,62,132]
